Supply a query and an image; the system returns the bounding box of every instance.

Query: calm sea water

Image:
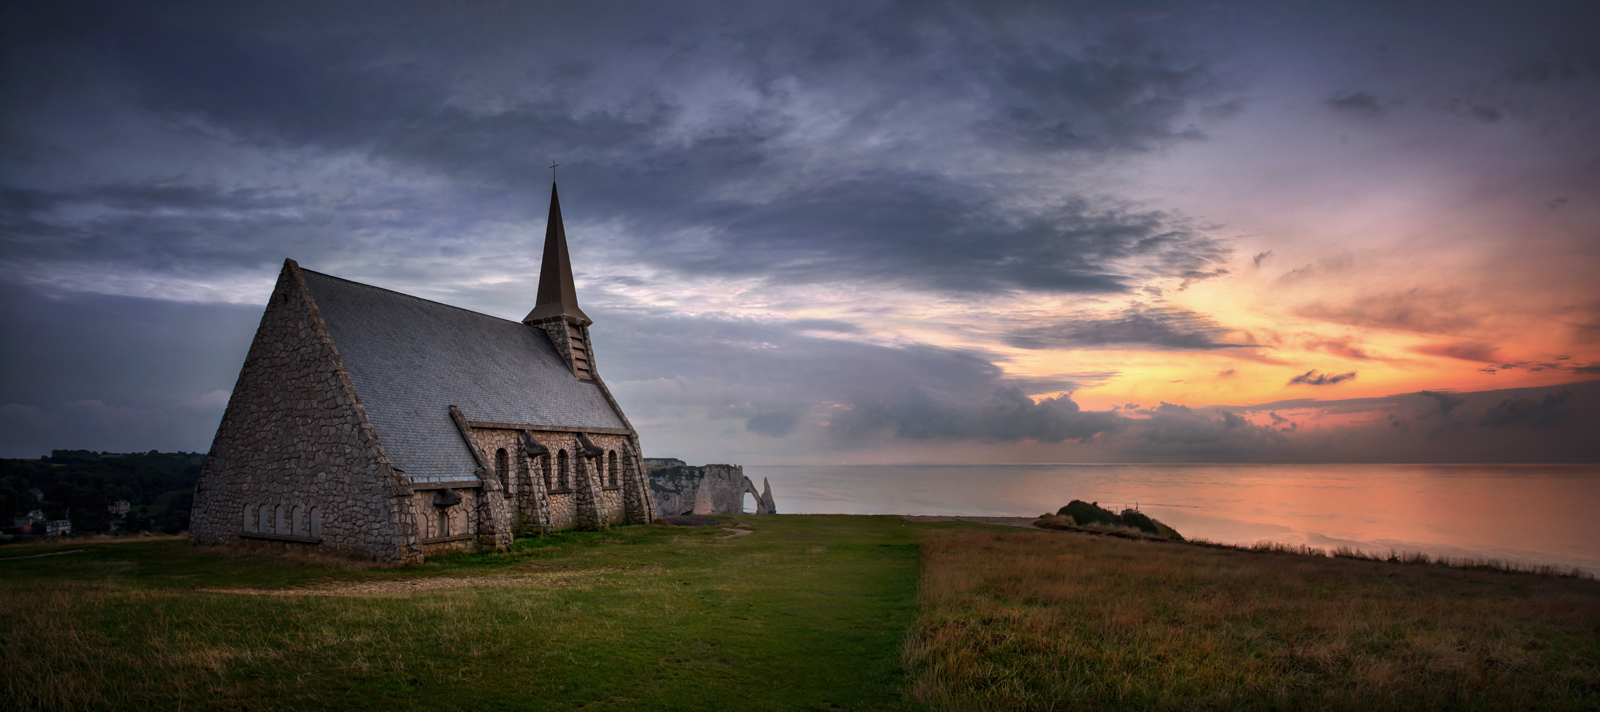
[743,464,1600,574]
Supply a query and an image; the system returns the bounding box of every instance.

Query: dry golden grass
[903,528,1600,711]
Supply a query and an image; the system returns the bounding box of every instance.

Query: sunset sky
[3,0,1597,462]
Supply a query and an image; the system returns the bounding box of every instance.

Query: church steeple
[524,182,591,325]
[524,182,596,381]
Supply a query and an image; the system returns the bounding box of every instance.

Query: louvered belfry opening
[568,324,594,381]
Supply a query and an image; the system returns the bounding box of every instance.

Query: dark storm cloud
[1,0,1235,299]
[1469,356,1600,376]
[1509,58,1586,85]
[592,304,1065,439]
[1417,390,1465,415]
[0,283,257,457]
[1187,383,1600,462]
[1480,390,1572,427]
[744,411,803,438]
[826,386,1125,444]
[1088,401,1289,460]
[109,27,450,151]
[0,184,322,273]
[1287,370,1356,386]
[0,284,257,408]
[980,32,1217,152]
[1005,306,1245,350]
[659,177,1226,293]
[1325,91,1385,118]
[1468,105,1503,124]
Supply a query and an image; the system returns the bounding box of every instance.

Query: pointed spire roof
[524,182,591,324]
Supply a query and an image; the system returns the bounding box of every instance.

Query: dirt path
[0,548,87,561]
[199,565,662,596]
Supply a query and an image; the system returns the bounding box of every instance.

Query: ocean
[742,463,1600,574]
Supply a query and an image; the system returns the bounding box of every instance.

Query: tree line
[0,450,203,536]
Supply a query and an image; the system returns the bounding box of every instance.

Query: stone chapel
[189,184,656,562]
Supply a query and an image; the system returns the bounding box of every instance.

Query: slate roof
[300,269,628,483]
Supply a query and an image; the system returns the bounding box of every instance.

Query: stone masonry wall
[191,260,419,563]
[464,428,647,532]
[409,488,477,556]
[548,492,576,530]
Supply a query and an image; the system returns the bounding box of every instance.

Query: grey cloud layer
[2,0,1236,300]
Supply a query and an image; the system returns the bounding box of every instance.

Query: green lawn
[7,517,1597,711]
[1,516,946,712]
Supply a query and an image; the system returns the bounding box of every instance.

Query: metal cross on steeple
[550,161,559,181]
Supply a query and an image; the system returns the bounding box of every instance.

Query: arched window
[438,510,450,537]
[557,449,569,490]
[291,505,303,536]
[496,448,510,492]
[540,454,552,490]
[309,507,322,539]
[608,451,619,487]
[277,505,289,534]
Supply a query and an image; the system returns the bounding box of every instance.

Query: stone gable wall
[191,260,420,562]
[531,316,578,378]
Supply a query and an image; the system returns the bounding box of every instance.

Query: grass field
[904,528,1600,711]
[4,516,1597,711]
[1,516,937,711]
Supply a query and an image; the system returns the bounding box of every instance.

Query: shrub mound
[1035,500,1183,540]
